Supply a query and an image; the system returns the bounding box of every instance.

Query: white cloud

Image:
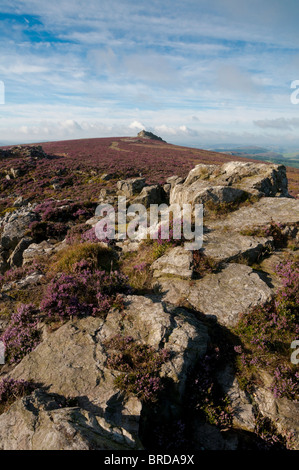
[129,121,145,131]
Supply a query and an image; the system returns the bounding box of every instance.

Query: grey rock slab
[187,263,273,327]
[202,231,273,264]
[208,198,299,233]
[6,295,209,447]
[0,389,142,450]
[156,264,273,328]
[253,370,299,450]
[151,246,194,279]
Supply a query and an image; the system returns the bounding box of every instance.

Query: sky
[1,0,299,148]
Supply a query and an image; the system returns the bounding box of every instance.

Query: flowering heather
[104,334,170,402]
[40,268,130,319]
[186,348,233,430]
[0,261,44,286]
[1,304,41,365]
[235,256,299,400]
[34,199,94,223]
[0,377,36,414]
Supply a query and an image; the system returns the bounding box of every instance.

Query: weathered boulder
[151,246,194,279]
[170,181,247,207]
[216,365,256,432]
[0,209,38,251]
[116,177,146,197]
[22,240,66,265]
[253,370,299,449]
[202,231,273,264]
[132,184,166,208]
[0,389,141,450]
[4,296,208,449]
[215,161,289,197]
[157,264,273,328]
[8,237,33,267]
[208,197,299,233]
[170,161,290,208]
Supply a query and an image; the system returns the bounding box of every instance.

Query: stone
[170,161,290,209]
[157,264,273,328]
[116,177,146,197]
[22,240,66,265]
[132,184,166,208]
[5,296,208,448]
[202,231,273,264]
[151,246,194,279]
[216,161,289,197]
[0,389,142,450]
[0,209,38,251]
[8,237,33,268]
[216,365,256,432]
[208,197,299,233]
[187,263,273,327]
[170,181,247,207]
[253,370,299,449]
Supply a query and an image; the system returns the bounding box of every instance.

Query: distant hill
[208,145,299,169]
[1,136,298,197]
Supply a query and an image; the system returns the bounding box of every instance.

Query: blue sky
[0,0,299,147]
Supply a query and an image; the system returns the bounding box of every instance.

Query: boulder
[132,184,166,208]
[0,389,142,450]
[157,264,273,328]
[22,240,66,265]
[170,161,290,208]
[8,237,33,268]
[0,209,38,251]
[116,177,146,197]
[151,246,194,279]
[202,231,273,264]
[253,370,299,449]
[215,161,289,197]
[170,181,247,207]
[208,197,299,233]
[5,296,208,448]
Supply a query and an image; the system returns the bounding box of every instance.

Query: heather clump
[0,378,36,414]
[28,220,68,242]
[192,250,219,278]
[104,334,170,402]
[240,220,287,248]
[34,199,94,223]
[234,256,299,400]
[186,348,233,430]
[50,242,116,274]
[1,303,41,365]
[40,268,130,320]
[0,261,45,287]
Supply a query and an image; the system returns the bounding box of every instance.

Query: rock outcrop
[0,157,298,451]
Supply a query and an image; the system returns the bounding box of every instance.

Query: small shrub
[0,378,36,414]
[40,268,130,320]
[192,250,219,278]
[234,256,299,400]
[50,242,116,274]
[186,348,233,430]
[1,304,41,365]
[104,334,170,402]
